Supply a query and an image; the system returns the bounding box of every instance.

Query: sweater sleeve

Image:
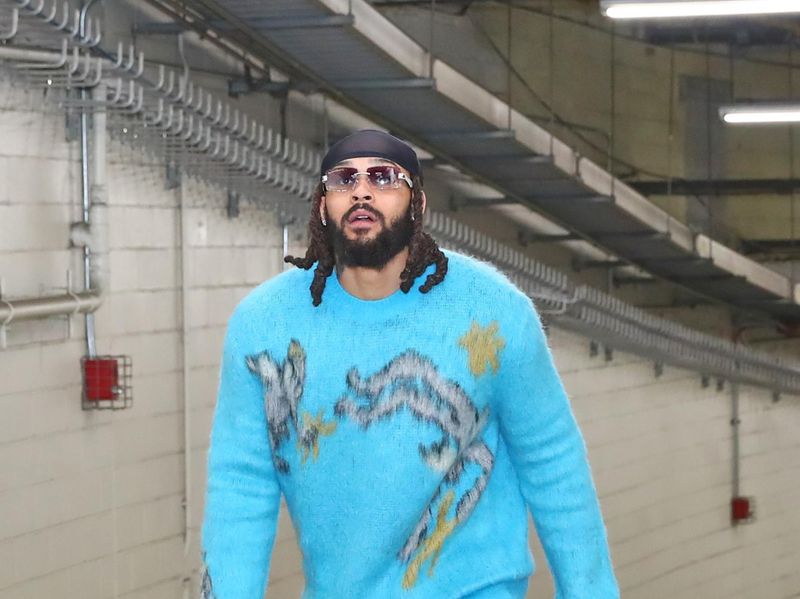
[494,295,619,599]
[201,306,282,598]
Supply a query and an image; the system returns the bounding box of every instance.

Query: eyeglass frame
[321,164,415,193]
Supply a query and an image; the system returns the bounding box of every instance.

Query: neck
[335,247,410,300]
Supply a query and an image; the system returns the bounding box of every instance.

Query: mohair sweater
[201,249,619,599]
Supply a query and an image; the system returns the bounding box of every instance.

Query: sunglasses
[322,165,414,193]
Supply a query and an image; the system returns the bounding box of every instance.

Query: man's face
[320,157,424,269]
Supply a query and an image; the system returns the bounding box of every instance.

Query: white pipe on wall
[0,292,103,322]
[178,182,193,570]
[731,381,740,498]
[79,86,95,358]
[90,82,109,295]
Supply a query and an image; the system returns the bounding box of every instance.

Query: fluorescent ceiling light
[719,104,800,124]
[601,1,800,19]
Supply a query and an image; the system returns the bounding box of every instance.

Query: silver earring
[411,211,415,221]
[321,216,327,226]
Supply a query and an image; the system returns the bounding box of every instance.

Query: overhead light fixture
[719,104,800,124]
[600,1,800,19]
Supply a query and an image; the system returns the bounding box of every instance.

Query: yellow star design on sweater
[458,320,505,377]
[298,410,337,464]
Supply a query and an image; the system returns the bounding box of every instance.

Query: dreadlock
[284,176,448,306]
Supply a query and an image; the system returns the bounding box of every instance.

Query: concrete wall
[1,35,800,599]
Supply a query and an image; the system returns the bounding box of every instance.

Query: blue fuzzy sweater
[201,249,619,599]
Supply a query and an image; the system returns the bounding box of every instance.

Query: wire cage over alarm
[80,355,132,411]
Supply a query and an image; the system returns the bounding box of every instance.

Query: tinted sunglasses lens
[325,168,357,191]
[324,165,403,191]
[367,166,400,189]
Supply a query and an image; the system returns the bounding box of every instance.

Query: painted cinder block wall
[1,67,799,599]
[0,70,303,598]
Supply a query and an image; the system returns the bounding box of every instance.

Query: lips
[347,209,377,223]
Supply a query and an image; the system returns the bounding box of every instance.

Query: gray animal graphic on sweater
[334,350,495,589]
[246,339,336,474]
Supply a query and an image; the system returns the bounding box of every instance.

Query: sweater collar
[321,260,436,317]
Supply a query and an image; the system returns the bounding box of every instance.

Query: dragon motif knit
[201,249,619,599]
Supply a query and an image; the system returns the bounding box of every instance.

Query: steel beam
[518,232,581,245]
[455,154,552,164]
[531,194,614,204]
[636,255,711,264]
[741,239,800,255]
[250,15,355,30]
[672,274,746,283]
[334,78,435,90]
[450,196,518,209]
[630,178,800,196]
[594,230,670,240]
[574,259,628,271]
[612,276,659,286]
[229,76,434,96]
[134,14,354,34]
[737,298,794,305]
[427,129,515,141]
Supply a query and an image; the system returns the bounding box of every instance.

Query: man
[201,129,619,598]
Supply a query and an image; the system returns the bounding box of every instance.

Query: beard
[325,203,415,269]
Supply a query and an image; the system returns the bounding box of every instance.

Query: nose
[351,173,373,202]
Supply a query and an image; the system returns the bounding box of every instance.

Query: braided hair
[284,176,448,306]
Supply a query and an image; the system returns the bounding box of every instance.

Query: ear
[319,195,327,222]
[420,191,427,215]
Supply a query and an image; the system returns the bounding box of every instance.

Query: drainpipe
[65,81,109,356]
[78,0,104,357]
[730,380,740,500]
[178,183,193,599]
[89,81,109,299]
[79,92,95,355]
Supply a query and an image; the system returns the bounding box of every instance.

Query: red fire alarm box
[84,358,118,400]
[731,496,755,524]
[81,355,132,410]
